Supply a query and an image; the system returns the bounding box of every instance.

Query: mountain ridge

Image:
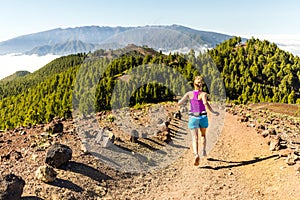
[0,24,234,55]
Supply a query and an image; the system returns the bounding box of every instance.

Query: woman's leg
[191,128,201,166]
[190,128,199,156]
[200,128,207,156]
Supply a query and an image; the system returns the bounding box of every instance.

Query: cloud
[242,34,300,56]
[0,54,60,80]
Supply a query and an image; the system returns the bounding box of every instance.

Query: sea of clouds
[0,54,60,80]
[243,34,300,56]
[1,35,300,81]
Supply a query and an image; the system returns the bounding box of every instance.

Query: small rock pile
[76,104,177,153]
[0,117,71,199]
[152,117,172,143]
[35,143,72,182]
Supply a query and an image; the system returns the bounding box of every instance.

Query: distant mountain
[0,25,234,55]
[0,26,130,55]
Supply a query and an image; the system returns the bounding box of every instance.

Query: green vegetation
[0,37,299,130]
[0,54,86,99]
[0,54,86,129]
[208,36,300,104]
[0,47,204,130]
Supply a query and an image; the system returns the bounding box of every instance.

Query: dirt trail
[1,106,300,199]
[108,113,300,200]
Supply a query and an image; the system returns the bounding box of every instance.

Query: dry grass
[249,102,300,117]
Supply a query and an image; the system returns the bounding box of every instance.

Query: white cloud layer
[0,54,60,80]
[242,34,300,56]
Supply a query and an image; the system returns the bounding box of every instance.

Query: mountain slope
[25,40,98,56]
[0,70,31,82]
[0,53,86,98]
[208,36,300,104]
[0,46,202,129]
[0,25,234,55]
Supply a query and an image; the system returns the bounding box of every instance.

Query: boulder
[286,153,297,166]
[247,123,255,128]
[0,173,25,200]
[268,128,276,135]
[95,128,115,147]
[100,137,113,148]
[95,129,104,144]
[107,130,115,143]
[45,143,72,168]
[256,124,266,130]
[173,111,182,120]
[130,129,139,143]
[19,131,26,135]
[154,130,172,143]
[261,130,269,138]
[159,131,172,143]
[0,150,22,161]
[141,132,147,138]
[35,165,57,183]
[80,143,89,154]
[44,122,64,133]
[269,136,281,151]
[238,116,248,122]
[158,121,169,132]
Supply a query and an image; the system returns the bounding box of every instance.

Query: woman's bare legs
[200,128,207,156]
[191,129,198,156]
[191,128,201,165]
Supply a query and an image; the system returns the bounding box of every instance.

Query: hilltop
[0,70,31,82]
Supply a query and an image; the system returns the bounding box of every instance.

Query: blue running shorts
[188,116,209,129]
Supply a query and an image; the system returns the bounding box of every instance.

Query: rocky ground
[0,102,300,199]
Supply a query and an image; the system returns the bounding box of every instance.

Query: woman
[178,76,219,166]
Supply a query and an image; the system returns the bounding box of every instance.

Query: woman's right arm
[178,92,190,105]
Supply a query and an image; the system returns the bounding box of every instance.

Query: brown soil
[0,103,300,200]
[249,102,300,117]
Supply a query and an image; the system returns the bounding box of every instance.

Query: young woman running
[178,76,219,166]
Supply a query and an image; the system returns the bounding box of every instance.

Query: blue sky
[0,0,300,41]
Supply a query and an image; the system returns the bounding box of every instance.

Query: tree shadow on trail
[200,154,279,170]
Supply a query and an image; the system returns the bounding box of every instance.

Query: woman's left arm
[202,93,219,116]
